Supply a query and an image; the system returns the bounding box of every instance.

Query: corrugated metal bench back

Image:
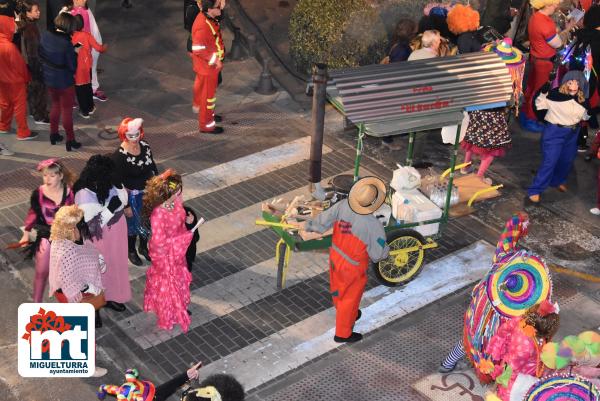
[326,52,514,136]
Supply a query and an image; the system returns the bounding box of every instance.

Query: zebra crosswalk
[94,136,495,392]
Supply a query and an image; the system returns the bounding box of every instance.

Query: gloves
[107,196,122,213]
[540,82,551,94]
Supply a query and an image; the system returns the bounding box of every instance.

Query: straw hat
[347,176,387,215]
[483,38,524,66]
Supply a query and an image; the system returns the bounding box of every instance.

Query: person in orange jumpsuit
[191,0,224,134]
[299,177,390,343]
[0,15,36,140]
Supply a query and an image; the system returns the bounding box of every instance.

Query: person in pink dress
[142,170,194,332]
[20,158,75,302]
[486,300,560,401]
[74,155,131,312]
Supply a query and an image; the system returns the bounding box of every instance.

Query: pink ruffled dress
[486,318,543,401]
[143,197,193,332]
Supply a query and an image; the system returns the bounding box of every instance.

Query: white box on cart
[391,189,442,237]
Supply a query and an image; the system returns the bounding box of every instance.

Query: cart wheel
[372,229,426,287]
[276,241,288,290]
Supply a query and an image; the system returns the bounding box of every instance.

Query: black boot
[95,310,103,328]
[138,237,151,262]
[128,236,143,266]
[50,133,64,145]
[65,140,81,151]
[334,332,363,343]
[105,301,126,312]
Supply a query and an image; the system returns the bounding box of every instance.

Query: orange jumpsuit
[190,12,224,132]
[0,16,31,139]
[306,200,389,338]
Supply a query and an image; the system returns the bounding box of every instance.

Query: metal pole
[442,124,460,225]
[309,63,328,189]
[354,124,365,181]
[406,132,415,166]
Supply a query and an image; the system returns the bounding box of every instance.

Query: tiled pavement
[2,0,599,400]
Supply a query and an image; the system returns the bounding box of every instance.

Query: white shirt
[536,92,589,126]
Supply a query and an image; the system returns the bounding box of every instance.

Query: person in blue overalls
[528,72,590,203]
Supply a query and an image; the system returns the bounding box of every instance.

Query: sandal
[460,165,474,175]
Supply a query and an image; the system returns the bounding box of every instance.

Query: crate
[391,190,442,237]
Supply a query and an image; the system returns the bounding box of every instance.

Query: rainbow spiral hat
[523,373,600,401]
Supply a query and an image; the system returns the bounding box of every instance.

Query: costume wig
[117,117,145,142]
[447,4,480,35]
[142,169,183,221]
[50,205,84,242]
[523,302,560,342]
[183,374,245,401]
[73,155,117,205]
[583,4,600,29]
[529,0,560,10]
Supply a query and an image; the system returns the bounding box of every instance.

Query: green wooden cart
[258,53,513,290]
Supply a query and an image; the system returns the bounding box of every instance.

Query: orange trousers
[193,70,219,132]
[0,81,31,138]
[329,249,368,338]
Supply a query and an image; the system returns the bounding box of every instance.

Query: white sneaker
[92,366,108,377]
[0,144,14,156]
[591,208,600,216]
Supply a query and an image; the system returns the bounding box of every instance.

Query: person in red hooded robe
[0,15,36,140]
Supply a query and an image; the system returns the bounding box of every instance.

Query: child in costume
[486,301,560,401]
[74,155,131,312]
[112,117,158,266]
[528,73,590,203]
[70,0,106,101]
[20,158,74,302]
[71,14,106,118]
[142,170,195,332]
[48,205,105,325]
[98,366,244,401]
[297,176,390,343]
[459,38,525,184]
[440,213,543,375]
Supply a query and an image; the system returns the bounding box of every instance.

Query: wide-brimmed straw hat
[348,176,387,215]
[484,38,524,66]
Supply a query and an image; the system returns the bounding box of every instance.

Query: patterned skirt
[461,110,511,157]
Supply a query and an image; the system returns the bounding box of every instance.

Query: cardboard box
[391,190,442,237]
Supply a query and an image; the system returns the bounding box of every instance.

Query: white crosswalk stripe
[98,137,495,391]
[197,241,494,391]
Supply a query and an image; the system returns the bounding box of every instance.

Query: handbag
[81,291,106,310]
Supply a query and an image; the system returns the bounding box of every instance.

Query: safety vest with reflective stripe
[190,12,225,74]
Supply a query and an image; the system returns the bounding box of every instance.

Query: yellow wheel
[372,229,426,287]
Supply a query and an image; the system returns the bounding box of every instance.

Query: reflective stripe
[207,105,216,110]
[207,97,216,102]
[205,18,224,60]
[331,243,360,266]
[205,121,216,128]
[208,53,217,65]
[191,45,206,50]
